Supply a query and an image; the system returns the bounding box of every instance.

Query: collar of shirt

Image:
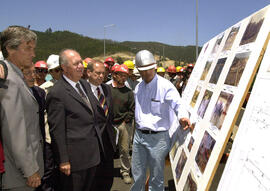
[63,75,79,89]
[89,82,104,100]
[142,74,158,89]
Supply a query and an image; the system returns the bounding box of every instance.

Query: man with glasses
[35,60,48,86]
[87,60,116,191]
[40,54,61,93]
[40,54,62,191]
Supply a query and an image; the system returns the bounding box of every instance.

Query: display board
[169,5,270,191]
[217,30,270,191]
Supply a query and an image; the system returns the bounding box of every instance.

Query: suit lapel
[101,84,110,110]
[7,62,37,103]
[61,77,93,113]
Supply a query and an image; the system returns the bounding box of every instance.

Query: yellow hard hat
[83,61,88,69]
[157,67,165,73]
[123,60,135,70]
[176,66,182,72]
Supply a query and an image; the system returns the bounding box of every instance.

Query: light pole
[104,24,115,60]
[196,0,198,60]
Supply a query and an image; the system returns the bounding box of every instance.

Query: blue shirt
[134,74,188,131]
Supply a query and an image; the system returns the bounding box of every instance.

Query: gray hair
[59,48,78,66]
[0,26,37,58]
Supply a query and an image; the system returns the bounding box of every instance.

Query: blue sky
[1,0,269,46]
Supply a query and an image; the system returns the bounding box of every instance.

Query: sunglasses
[35,68,48,74]
[50,68,62,73]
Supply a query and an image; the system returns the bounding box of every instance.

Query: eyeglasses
[50,68,61,73]
[35,68,48,74]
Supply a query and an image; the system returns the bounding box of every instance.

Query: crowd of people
[0,26,192,191]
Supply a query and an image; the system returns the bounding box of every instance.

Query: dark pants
[90,153,114,191]
[91,131,115,191]
[59,166,97,191]
[36,143,60,191]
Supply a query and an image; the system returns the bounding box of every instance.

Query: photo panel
[209,58,227,84]
[188,136,195,152]
[195,131,216,174]
[240,8,267,46]
[210,91,234,130]
[211,34,224,54]
[222,26,240,52]
[175,149,188,183]
[200,60,213,81]
[224,52,251,86]
[171,140,180,160]
[190,86,202,108]
[183,172,198,191]
[197,90,213,119]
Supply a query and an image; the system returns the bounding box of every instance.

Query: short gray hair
[59,48,78,66]
[0,26,37,58]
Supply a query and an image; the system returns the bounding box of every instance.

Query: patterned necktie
[75,83,91,109]
[96,87,108,116]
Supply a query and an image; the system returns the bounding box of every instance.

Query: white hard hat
[46,54,59,70]
[135,50,156,71]
[0,51,4,60]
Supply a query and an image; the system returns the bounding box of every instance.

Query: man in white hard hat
[130,50,191,191]
[40,54,62,191]
[40,54,61,93]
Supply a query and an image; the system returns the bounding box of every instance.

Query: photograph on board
[240,8,266,45]
[188,136,195,152]
[183,172,198,191]
[170,140,180,160]
[224,52,251,86]
[195,131,216,173]
[209,58,227,84]
[222,26,240,51]
[175,149,188,182]
[197,90,213,119]
[200,60,213,81]
[211,34,224,54]
[190,86,201,108]
[210,91,234,129]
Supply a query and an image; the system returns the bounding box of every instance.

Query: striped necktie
[96,87,108,116]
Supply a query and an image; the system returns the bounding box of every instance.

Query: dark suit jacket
[88,83,116,158]
[46,76,102,172]
[32,86,46,140]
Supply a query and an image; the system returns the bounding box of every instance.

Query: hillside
[32,30,201,64]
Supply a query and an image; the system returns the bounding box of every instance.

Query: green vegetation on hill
[24,30,201,63]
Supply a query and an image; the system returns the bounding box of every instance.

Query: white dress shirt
[134,74,188,132]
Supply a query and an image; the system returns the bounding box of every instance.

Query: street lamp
[196,0,198,60]
[104,24,115,60]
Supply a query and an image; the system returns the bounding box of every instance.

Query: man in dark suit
[86,60,116,191]
[46,49,101,191]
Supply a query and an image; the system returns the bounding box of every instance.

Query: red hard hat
[104,63,109,69]
[35,61,48,69]
[84,57,94,64]
[188,63,194,68]
[114,64,129,74]
[105,57,115,64]
[110,63,120,73]
[167,65,176,73]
